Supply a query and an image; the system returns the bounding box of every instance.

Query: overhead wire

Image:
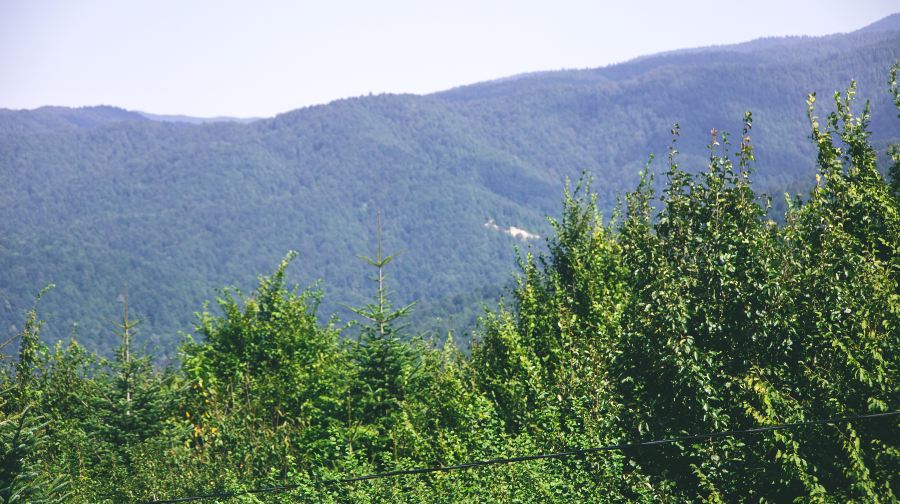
[142,410,899,503]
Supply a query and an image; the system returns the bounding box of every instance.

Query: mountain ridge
[2,15,898,355]
[5,13,898,124]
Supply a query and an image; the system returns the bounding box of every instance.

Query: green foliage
[1,71,899,502]
[0,291,69,503]
[477,79,900,501]
[346,224,419,465]
[180,252,348,483]
[0,407,70,503]
[889,63,900,198]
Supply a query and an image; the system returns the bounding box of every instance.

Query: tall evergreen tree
[94,289,170,448]
[348,211,417,464]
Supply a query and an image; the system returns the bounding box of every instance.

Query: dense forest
[2,16,899,354]
[1,68,898,501]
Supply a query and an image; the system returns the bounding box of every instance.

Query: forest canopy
[1,73,899,502]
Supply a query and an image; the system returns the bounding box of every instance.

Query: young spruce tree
[348,211,416,466]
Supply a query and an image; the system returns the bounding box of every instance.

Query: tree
[888,63,900,198]
[0,288,69,503]
[178,252,347,496]
[94,289,171,449]
[347,211,417,465]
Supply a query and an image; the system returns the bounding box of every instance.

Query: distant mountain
[856,12,900,33]
[137,112,261,125]
[1,15,898,356]
[0,105,146,134]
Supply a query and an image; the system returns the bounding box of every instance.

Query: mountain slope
[1,17,898,354]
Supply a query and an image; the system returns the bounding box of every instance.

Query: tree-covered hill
[2,72,898,502]
[1,16,898,354]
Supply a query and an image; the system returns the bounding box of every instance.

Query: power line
[142,410,899,503]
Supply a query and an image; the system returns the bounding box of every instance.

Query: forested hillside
[1,16,899,353]
[1,73,898,502]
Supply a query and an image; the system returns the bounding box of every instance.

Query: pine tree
[0,287,69,503]
[348,211,416,464]
[95,289,170,451]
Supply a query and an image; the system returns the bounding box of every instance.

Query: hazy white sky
[1,0,897,117]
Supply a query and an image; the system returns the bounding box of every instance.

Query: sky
[1,1,897,118]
